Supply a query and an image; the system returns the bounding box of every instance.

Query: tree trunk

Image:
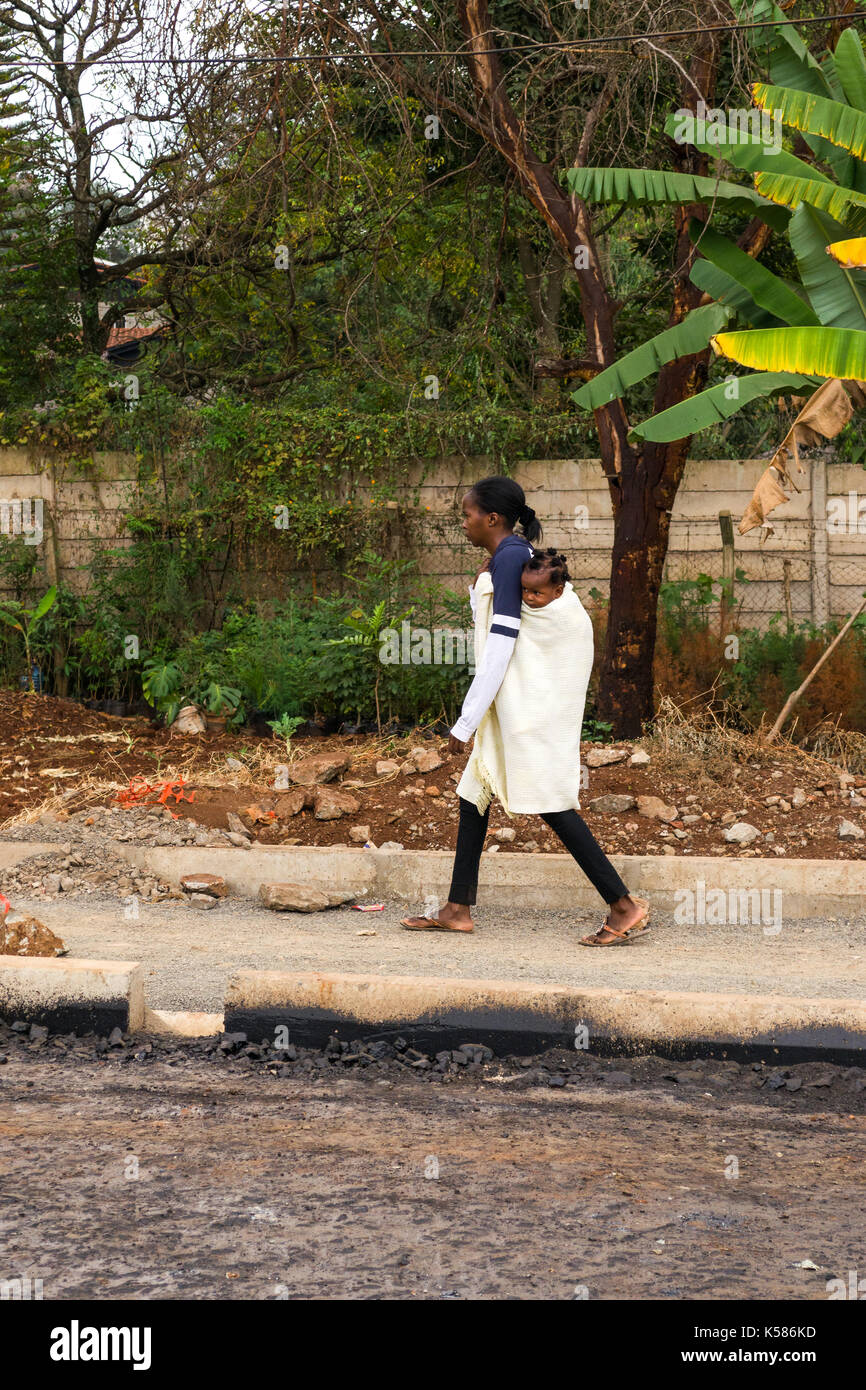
[517,235,566,404]
[595,41,718,735]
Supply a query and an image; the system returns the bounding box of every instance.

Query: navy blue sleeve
[489,545,528,636]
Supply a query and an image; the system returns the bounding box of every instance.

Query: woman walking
[400,475,650,946]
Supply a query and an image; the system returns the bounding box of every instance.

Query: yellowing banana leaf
[565,168,788,230]
[571,303,732,411]
[711,326,866,378]
[751,82,866,161]
[732,6,856,180]
[826,237,866,268]
[754,171,866,230]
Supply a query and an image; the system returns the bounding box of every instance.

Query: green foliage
[659,572,747,659]
[0,583,57,688]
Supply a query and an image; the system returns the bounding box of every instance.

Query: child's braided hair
[522,546,570,587]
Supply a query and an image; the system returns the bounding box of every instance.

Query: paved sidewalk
[11,894,865,1013]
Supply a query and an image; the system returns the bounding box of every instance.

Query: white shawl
[456,570,594,816]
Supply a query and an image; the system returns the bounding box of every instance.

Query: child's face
[521,569,564,608]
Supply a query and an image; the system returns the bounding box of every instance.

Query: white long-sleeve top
[450,534,534,741]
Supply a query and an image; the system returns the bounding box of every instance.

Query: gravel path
[9,893,865,1012]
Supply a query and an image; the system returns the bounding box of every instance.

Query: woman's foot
[579,895,650,946]
[400,901,474,933]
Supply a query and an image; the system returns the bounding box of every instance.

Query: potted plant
[199,680,242,733]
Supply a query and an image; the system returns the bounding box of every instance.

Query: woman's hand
[448,732,468,755]
[472,557,490,586]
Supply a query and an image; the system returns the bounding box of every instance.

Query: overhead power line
[1,9,865,69]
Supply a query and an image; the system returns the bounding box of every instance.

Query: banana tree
[622,15,866,445]
[566,5,866,730]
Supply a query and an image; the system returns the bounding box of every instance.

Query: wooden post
[719,510,735,636]
[765,593,866,743]
[783,558,793,627]
[811,453,829,626]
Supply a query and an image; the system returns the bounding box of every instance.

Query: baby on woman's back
[520,547,571,609]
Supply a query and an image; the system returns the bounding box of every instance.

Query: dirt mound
[0,913,66,956]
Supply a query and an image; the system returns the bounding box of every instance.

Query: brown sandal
[400,915,474,933]
[580,898,651,947]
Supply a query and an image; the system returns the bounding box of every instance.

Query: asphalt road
[1,1038,863,1301]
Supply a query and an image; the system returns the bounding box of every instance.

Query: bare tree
[1,0,250,352]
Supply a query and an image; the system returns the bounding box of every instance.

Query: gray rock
[227,831,252,849]
[587,793,636,814]
[723,821,761,845]
[838,819,864,840]
[189,893,219,910]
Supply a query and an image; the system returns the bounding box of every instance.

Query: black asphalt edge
[224,1002,866,1068]
[0,997,132,1035]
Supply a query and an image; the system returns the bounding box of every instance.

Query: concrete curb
[223,969,866,1065]
[115,844,866,919]
[2,841,865,917]
[0,955,144,1034]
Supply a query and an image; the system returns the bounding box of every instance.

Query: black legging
[448,795,630,907]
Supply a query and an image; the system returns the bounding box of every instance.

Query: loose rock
[258,882,355,912]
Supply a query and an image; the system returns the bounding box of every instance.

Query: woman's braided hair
[522,546,570,587]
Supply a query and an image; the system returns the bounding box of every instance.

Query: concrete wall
[1,449,864,629]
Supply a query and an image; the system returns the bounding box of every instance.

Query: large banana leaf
[690,259,780,328]
[752,82,866,161]
[789,203,866,329]
[834,27,866,113]
[663,113,822,182]
[730,0,829,92]
[826,237,866,269]
[711,326,866,378]
[629,371,815,442]
[692,223,819,326]
[565,168,788,230]
[754,170,866,231]
[571,303,732,411]
[731,3,856,181]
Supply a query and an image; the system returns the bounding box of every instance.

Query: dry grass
[646,691,845,788]
[805,720,866,776]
